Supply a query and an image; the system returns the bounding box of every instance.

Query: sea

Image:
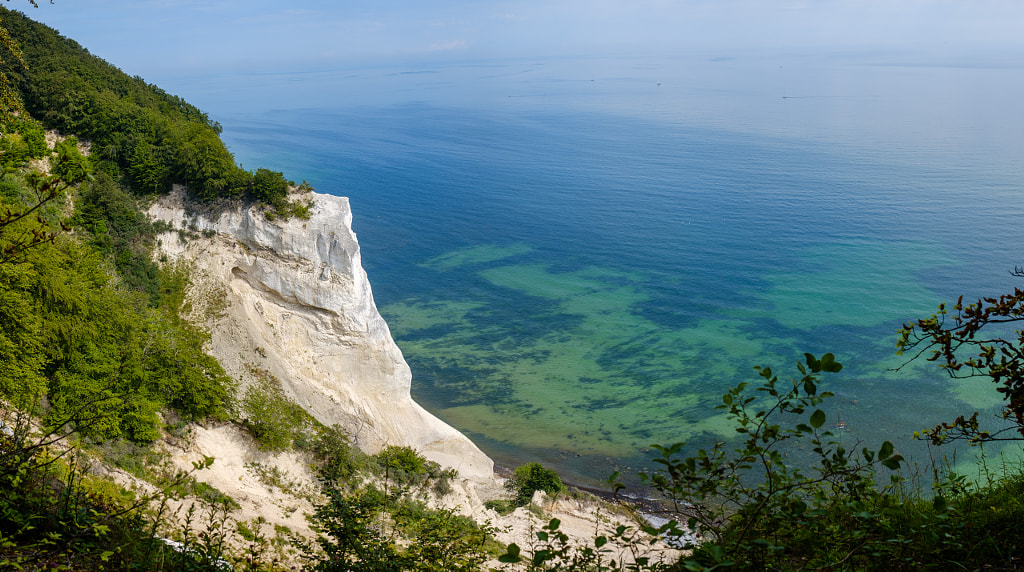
[162,52,1024,487]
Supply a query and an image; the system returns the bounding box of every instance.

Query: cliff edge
[148,188,494,484]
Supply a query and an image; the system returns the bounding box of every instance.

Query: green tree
[506,462,566,506]
[0,157,90,266]
[1,2,50,119]
[403,508,494,572]
[241,370,309,451]
[309,489,406,572]
[0,259,46,399]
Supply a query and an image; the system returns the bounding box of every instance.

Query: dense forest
[1,7,308,214]
[2,6,1024,571]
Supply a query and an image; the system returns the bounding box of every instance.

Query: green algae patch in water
[381,238,993,484]
[754,239,956,330]
[385,258,791,462]
[383,300,485,333]
[948,376,1008,411]
[423,243,533,271]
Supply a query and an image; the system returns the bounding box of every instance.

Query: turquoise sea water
[167,54,1024,485]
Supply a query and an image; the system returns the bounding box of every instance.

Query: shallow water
[166,53,1024,485]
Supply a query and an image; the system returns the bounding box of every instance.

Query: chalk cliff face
[148,189,493,483]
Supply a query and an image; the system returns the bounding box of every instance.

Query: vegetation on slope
[0,6,309,218]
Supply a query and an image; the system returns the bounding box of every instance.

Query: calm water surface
[165,53,1024,485]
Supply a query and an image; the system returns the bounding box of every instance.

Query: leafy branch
[897,282,1024,443]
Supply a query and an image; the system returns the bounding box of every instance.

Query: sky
[12,0,1024,80]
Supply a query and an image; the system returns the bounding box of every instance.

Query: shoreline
[493,462,669,516]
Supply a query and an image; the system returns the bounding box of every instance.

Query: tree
[0,139,91,265]
[1,1,52,118]
[309,489,405,572]
[3,1,50,7]
[506,462,566,506]
[898,273,1024,444]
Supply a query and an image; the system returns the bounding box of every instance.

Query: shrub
[377,445,427,475]
[240,370,310,451]
[506,462,566,507]
[484,498,516,515]
[310,424,371,487]
[636,353,910,571]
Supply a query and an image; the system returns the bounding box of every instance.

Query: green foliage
[50,135,89,181]
[632,354,916,570]
[0,8,28,119]
[495,354,1024,571]
[401,506,496,572]
[31,241,232,442]
[898,287,1024,444]
[240,369,311,451]
[0,118,48,168]
[1,180,232,443]
[372,444,458,493]
[0,259,47,399]
[0,7,305,218]
[0,152,88,266]
[0,408,226,570]
[308,488,405,572]
[73,170,163,303]
[485,498,516,515]
[309,424,372,487]
[498,516,678,572]
[378,444,427,476]
[506,462,567,506]
[307,486,497,572]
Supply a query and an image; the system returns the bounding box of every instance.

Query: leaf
[804,353,819,371]
[803,378,817,395]
[881,455,903,470]
[810,409,826,429]
[878,440,894,460]
[820,353,843,372]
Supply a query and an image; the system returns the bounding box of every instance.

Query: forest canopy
[0,6,307,216]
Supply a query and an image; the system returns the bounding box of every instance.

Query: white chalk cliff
[148,188,493,484]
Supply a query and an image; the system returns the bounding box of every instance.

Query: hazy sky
[14,1,1024,78]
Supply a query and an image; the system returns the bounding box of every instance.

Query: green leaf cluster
[0,117,47,168]
[505,462,567,507]
[498,516,680,571]
[307,486,497,572]
[0,410,236,570]
[0,170,233,443]
[240,369,311,452]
